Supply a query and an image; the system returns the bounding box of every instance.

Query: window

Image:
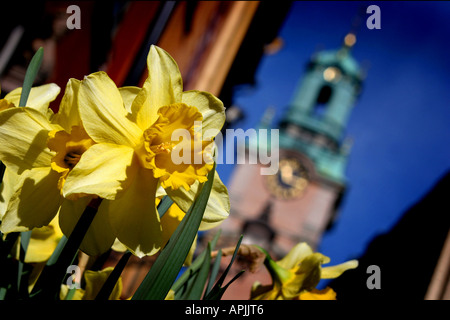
[312,84,332,117]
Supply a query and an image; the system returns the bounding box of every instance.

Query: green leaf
[17,231,32,298]
[95,250,131,300]
[203,235,245,300]
[171,229,221,297]
[178,244,211,300]
[132,164,216,300]
[46,235,68,266]
[64,287,77,300]
[204,270,245,300]
[205,249,222,297]
[157,195,174,219]
[19,47,43,107]
[0,287,7,300]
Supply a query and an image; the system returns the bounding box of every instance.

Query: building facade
[219,33,364,261]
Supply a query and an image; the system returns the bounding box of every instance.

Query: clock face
[265,158,309,200]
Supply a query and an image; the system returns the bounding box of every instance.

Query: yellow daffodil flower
[251,242,358,300]
[0,84,66,293]
[0,83,60,219]
[59,45,229,258]
[59,267,123,300]
[0,45,229,258]
[0,80,116,255]
[0,83,61,225]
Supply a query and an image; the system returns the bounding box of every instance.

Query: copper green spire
[276,32,364,184]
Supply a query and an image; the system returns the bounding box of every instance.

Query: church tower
[220,33,364,258]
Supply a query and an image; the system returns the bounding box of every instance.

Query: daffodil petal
[0,99,15,111]
[251,282,280,300]
[155,184,166,198]
[4,83,60,115]
[321,259,359,279]
[0,167,62,233]
[281,253,328,298]
[59,285,85,300]
[25,215,63,263]
[119,86,140,114]
[51,78,81,131]
[101,168,162,258]
[181,90,225,139]
[155,151,212,191]
[277,242,314,270]
[63,143,138,200]
[164,170,229,229]
[0,168,19,219]
[59,197,116,256]
[0,107,56,173]
[58,196,90,239]
[159,204,196,265]
[130,45,183,130]
[83,268,122,300]
[160,202,184,245]
[298,287,337,300]
[78,71,142,147]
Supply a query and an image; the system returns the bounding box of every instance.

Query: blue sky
[215,1,450,264]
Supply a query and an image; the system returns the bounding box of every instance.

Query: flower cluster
[0,45,229,258]
[0,45,357,300]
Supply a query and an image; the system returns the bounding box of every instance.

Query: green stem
[256,245,291,284]
[17,231,32,298]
